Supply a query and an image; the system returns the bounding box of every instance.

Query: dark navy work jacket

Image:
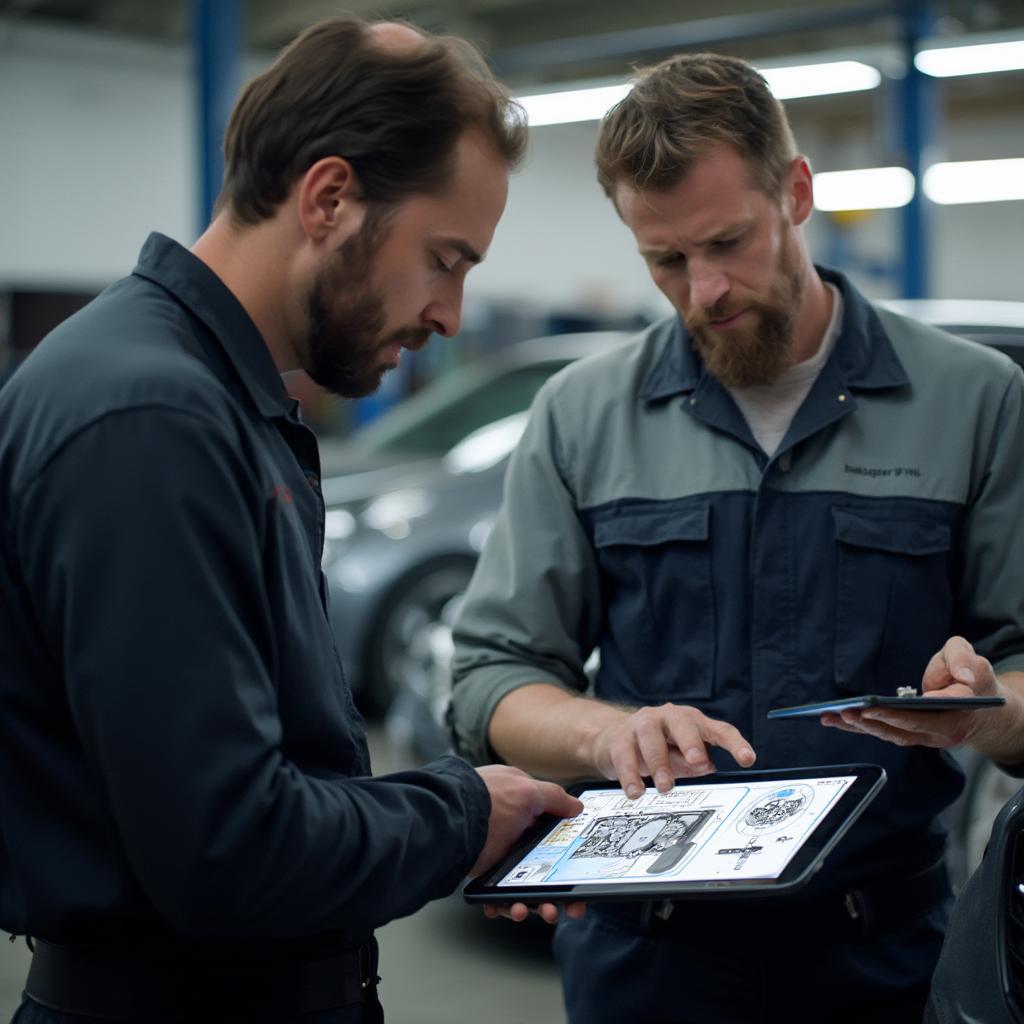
[0,234,488,953]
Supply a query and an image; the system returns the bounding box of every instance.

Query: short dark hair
[219,15,527,224]
[595,52,797,201]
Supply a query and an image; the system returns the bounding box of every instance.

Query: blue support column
[193,0,243,232]
[898,0,938,298]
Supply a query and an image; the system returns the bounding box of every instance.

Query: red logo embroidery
[271,483,294,504]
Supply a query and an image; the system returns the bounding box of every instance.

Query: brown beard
[306,207,431,399]
[687,226,805,388]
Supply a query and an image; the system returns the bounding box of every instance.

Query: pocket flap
[832,508,951,556]
[594,505,710,548]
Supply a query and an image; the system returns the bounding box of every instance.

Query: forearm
[970,670,1024,765]
[488,683,628,782]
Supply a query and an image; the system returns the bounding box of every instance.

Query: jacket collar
[132,232,293,419]
[640,264,910,403]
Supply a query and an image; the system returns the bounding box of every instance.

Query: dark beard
[306,271,388,398]
[305,207,428,399]
[688,228,805,388]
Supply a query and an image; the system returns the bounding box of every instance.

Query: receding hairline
[365,20,427,54]
[367,18,527,176]
[217,14,527,224]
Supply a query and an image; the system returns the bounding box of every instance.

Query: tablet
[463,764,885,904]
[767,695,1006,719]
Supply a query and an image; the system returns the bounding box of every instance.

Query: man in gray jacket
[450,51,1024,1023]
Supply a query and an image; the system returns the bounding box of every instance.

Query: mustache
[686,303,743,332]
[383,327,432,351]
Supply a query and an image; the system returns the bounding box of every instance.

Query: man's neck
[789,265,834,366]
[191,214,302,374]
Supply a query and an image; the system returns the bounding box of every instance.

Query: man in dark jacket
[0,16,580,1023]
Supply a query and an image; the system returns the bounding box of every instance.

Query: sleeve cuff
[448,667,579,766]
[423,754,492,879]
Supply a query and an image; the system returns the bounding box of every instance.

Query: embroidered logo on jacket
[844,464,921,479]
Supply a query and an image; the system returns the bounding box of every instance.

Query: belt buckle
[358,943,378,990]
[844,889,863,921]
[653,900,675,922]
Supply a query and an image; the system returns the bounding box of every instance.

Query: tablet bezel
[767,695,1006,719]
[462,763,886,904]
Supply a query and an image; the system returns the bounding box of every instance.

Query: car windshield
[347,361,567,459]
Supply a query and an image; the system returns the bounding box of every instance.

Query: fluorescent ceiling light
[759,61,881,99]
[923,158,1024,205]
[517,59,881,127]
[813,167,916,211]
[915,39,1024,77]
[517,83,631,127]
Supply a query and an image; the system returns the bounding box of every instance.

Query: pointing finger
[700,716,756,768]
[634,714,676,792]
[608,734,646,799]
[537,782,584,820]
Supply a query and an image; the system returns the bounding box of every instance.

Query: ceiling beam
[490,1,898,74]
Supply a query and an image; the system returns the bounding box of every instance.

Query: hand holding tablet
[464,764,885,905]
[767,694,1006,718]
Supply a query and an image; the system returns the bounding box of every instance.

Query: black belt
[25,937,380,1022]
[834,856,951,937]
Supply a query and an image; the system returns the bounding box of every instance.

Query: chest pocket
[833,508,954,694]
[592,504,715,703]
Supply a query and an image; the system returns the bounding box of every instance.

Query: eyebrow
[436,237,483,265]
[638,224,749,259]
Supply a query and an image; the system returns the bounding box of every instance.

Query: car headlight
[443,412,528,475]
[360,488,435,539]
[322,507,358,565]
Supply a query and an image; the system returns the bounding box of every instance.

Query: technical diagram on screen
[463,764,885,904]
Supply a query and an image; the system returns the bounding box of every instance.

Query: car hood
[320,456,444,507]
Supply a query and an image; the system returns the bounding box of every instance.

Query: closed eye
[656,252,685,268]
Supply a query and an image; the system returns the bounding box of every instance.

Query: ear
[295,156,365,245]
[784,156,815,226]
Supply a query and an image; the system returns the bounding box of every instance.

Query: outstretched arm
[489,683,756,798]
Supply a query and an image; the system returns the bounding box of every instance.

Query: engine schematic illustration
[496,774,858,889]
[571,810,716,875]
[737,785,815,836]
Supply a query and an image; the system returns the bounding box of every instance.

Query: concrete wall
[1,22,196,290]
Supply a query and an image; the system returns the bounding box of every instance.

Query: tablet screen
[495,773,857,887]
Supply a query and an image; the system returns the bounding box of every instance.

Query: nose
[422,280,464,338]
[688,263,730,312]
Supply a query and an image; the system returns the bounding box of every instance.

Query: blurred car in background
[879,300,1024,884]
[348,299,1024,887]
[320,331,630,716]
[880,299,1024,370]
